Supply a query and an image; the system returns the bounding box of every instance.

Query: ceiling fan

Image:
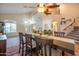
[24,3,60,15]
[42,3,60,15]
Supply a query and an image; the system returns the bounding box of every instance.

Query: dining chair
[54,31,65,37]
[25,34,45,56]
[33,36,44,56]
[19,32,25,56]
[54,31,65,56]
[35,36,52,56]
[24,34,33,56]
[25,34,40,56]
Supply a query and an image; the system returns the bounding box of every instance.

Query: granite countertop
[0,35,7,40]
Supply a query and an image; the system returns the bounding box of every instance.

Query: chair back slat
[19,32,25,56]
[34,36,44,56]
[54,31,65,37]
[19,32,25,44]
[25,34,32,56]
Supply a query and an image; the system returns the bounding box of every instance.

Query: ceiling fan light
[37,3,46,12]
[39,3,44,7]
[37,7,44,12]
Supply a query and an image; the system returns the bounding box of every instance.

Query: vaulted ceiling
[0,3,38,14]
[0,3,79,14]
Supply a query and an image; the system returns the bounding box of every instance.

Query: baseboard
[7,35,19,38]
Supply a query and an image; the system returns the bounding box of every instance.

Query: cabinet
[0,40,6,56]
[0,35,7,56]
[0,22,6,56]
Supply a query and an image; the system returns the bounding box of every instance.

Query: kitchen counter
[0,35,7,40]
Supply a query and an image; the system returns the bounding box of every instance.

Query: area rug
[6,45,20,56]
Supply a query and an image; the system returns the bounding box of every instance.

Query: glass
[5,23,10,33]
[10,23,16,32]
[4,23,16,33]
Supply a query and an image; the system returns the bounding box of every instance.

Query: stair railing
[60,18,75,36]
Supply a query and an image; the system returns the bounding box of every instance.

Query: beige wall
[51,4,79,27]
[60,3,79,26]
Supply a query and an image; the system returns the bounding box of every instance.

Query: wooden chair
[33,36,44,56]
[35,36,52,56]
[25,34,44,56]
[24,33,55,56]
[19,32,25,56]
[54,31,65,37]
[25,34,34,56]
[54,31,65,56]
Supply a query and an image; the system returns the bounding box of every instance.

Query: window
[4,23,16,33]
[10,23,16,32]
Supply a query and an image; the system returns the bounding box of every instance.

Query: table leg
[62,51,64,56]
[49,45,52,56]
[44,45,47,56]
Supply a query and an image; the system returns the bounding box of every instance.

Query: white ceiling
[1,3,79,14]
[0,3,38,14]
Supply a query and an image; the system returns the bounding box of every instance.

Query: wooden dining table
[32,33,77,56]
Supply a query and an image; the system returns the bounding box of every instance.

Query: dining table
[32,33,79,56]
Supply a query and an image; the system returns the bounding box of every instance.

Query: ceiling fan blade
[46,5,59,8]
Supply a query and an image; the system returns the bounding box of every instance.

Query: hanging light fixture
[37,3,60,15]
[37,3,46,12]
